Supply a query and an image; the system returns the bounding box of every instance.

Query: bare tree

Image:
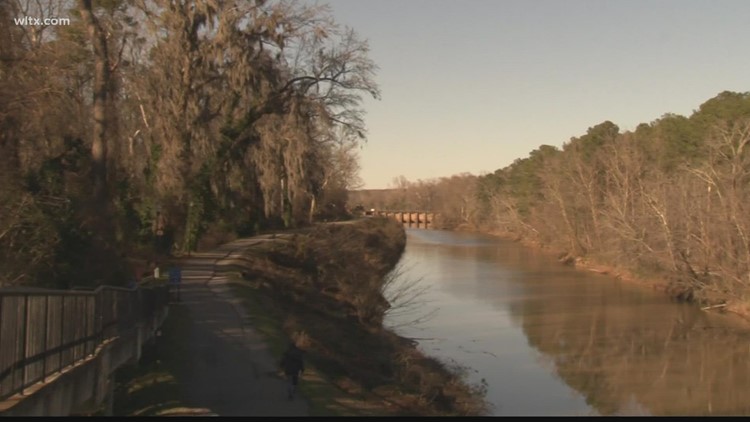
[78,0,111,203]
[381,263,437,331]
[686,119,750,293]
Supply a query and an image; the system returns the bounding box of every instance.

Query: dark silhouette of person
[168,263,182,302]
[280,342,305,400]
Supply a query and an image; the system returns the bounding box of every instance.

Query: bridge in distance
[366,209,436,229]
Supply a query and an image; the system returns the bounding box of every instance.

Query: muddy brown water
[383,229,750,416]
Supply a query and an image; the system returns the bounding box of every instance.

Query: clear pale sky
[313,0,750,189]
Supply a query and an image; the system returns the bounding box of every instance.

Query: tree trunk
[79,0,110,203]
[309,194,316,224]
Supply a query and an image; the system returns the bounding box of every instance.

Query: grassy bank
[226,217,488,416]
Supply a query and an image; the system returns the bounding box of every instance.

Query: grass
[230,280,389,416]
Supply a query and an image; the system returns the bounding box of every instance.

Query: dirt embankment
[230,217,488,416]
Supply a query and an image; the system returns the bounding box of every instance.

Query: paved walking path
[170,236,308,416]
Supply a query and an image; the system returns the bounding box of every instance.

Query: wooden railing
[0,285,169,401]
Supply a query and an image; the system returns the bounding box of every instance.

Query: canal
[383,229,750,416]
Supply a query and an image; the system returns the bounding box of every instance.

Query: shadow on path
[172,238,308,416]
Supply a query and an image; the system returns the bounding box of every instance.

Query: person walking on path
[168,262,182,302]
[280,342,305,400]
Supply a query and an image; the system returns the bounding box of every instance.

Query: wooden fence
[0,285,169,401]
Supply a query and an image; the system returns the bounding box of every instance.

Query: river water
[383,229,750,416]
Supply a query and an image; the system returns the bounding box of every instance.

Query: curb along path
[173,235,309,416]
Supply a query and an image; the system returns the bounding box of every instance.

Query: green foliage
[2,139,99,288]
[692,91,750,129]
[643,113,702,171]
[144,143,162,188]
[183,197,205,254]
[179,163,217,253]
[113,176,144,246]
[0,191,60,286]
[564,121,619,161]
[476,171,504,204]
[502,145,559,216]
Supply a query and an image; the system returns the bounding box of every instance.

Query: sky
[308,0,750,189]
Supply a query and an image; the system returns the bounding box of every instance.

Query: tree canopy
[0,0,379,287]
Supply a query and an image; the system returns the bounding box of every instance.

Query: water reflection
[385,229,750,416]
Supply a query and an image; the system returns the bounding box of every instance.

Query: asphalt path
[170,236,308,416]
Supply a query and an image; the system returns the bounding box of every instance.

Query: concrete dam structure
[372,210,436,229]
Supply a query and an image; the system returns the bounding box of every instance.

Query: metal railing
[0,284,169,401]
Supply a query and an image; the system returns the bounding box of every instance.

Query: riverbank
[114,218,488,416]
[460,225,750,325]
[222,218,488,416]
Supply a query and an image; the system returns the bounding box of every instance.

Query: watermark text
[14,16,70,26]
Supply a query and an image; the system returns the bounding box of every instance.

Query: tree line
[0,0,377,288]
[366,91,750,304]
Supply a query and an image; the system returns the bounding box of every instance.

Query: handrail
[0,284,169,402]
